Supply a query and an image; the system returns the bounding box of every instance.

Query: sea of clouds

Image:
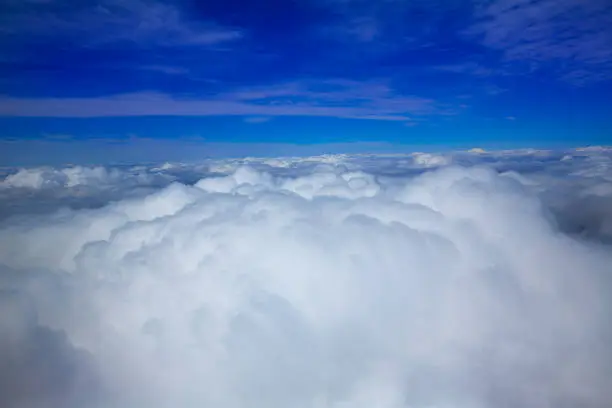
[1,147,612,408]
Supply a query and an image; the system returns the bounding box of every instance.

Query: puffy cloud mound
[1,158,612,408]
[0,166,124,189]
[410,152,450,167]
[0,165,176,220]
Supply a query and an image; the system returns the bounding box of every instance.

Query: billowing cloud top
[1,147,612,407]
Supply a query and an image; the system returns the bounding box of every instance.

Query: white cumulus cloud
[0,149,612,408]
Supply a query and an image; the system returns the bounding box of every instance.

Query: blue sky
[1,0,612,163]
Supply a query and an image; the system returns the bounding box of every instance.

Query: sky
[1,0,612,161]
[3,2,612,404]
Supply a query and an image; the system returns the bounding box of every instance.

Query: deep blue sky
[1,0,611,163]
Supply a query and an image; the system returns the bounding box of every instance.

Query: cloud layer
[1,149,612,408]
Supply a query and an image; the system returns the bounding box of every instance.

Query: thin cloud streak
[0,0,243,48]
[0,80,447,121]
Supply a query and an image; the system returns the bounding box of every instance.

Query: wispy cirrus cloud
[244,116,272,124]
[0,0,242,48]
[465,0,612,84]
[434,62,492,77]
[0,80,449,121]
